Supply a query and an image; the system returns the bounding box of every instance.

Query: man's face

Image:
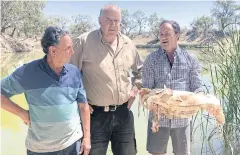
[159,23,179,52]
[99,9,121,40]
[51,35,74,66]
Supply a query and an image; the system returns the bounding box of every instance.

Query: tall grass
[196,24,240,155]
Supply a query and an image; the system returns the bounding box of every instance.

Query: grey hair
[41,26,69,54]
[99,4,121,17]
[160,20,180,34]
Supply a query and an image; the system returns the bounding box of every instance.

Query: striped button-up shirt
[142,46,204,128]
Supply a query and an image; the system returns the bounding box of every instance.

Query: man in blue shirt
[142,20,205,155]
[1,26,91,155]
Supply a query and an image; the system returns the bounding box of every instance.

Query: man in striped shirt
[142,20,204,155]
[1,26,91,155]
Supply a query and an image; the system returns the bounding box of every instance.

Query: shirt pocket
[99,55,113,73]
[120,68,130,83]
[154,64,168,83]
[174,63,190,79]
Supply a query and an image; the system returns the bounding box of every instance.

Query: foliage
[1,1,45,37]
[121,9,138,37]
[190,16,214,38]
[147,13,164,39]
[198,23,240,155]
[211,0,240,32]
[69,14,95,38]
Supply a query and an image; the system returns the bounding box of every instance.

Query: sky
[43,1,239,28]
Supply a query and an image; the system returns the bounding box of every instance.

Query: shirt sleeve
[189,55,205,93]
[1,65,26,98]
[142,55,155,89]
[131,47,144,89]
[76,71,87,104]
[70,37,85,70]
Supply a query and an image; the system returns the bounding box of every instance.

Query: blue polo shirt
[1,55,87,152]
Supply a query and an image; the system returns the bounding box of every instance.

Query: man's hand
[79,138,91,155]
[89,105,94,114]
[1,95,30,126]
[196,92,216,115]
[128,86,139,109]
[79,103,91,154]
[19,110,30,126]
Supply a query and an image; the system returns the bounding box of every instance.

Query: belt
[90,102,128,112]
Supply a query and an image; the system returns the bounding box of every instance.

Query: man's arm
[78,102,91,139]
[189,57,218,115]
[1,95,30,125]
[77,84,90,140]
[76,72,91,155]
[142,55,155,89]
[78,102,91,155]
[127,48,143,109]
[189,55,205,93]
[131,48,143,89]
[1,65,29,124]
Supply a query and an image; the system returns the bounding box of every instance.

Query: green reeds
[195,24,240,155]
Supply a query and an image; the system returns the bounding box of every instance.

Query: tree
[1,1,45,36]
[190,16,214,38]
[70,15,94,38]
[132,10,147,35]
[121,9,138,37]
[148,13,164,39]
[52,16,70,30]
[211,0,240,31]
[43,16,70,30]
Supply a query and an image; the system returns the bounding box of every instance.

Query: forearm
[1,94,27,118]
[190,78,205,93]
[131,68,142,89]
[79,103,91,139]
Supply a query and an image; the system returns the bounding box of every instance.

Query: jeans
[89,104,137,155]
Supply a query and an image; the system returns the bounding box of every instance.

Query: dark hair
[41,26,69,54]
[160,20,180,34]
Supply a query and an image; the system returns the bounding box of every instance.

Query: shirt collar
[39,55,69,74]
[97,29,128,45]
[158,46,182,56]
